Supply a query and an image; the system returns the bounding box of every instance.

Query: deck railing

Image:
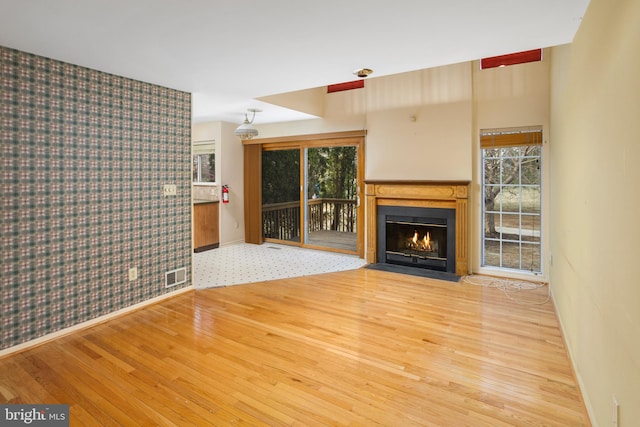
[262,198,357,241]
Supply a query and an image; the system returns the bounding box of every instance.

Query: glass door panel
[482,143,542,273]
[262,149,301,243]
[304,146,358,252]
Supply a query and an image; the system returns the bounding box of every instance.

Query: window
[192,153,215,183]
[192,140,215,183]
[481,127,542,273]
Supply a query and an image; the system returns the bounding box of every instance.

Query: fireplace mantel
[365,180,469,276]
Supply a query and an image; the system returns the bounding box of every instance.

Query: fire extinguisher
[222,185,229,204]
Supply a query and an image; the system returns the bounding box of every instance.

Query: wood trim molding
[480,130,542,148]
[365,181,469,276]
[243,144,263,244]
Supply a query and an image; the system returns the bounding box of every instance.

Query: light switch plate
[163,184,177,196]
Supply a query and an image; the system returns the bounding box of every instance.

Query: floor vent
[166,267,187,288]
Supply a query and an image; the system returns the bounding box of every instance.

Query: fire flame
[409,231,433,251]
[423,232,432,250]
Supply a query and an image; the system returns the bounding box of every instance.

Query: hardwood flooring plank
[0,269,590,426]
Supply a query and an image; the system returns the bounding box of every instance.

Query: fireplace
[378,206,456,273]
[365,181,469,276]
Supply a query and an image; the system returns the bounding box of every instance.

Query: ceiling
[0,0,590,125]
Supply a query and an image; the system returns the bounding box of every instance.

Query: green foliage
[262,146,357,205]
[307,146,357,200]
[262,149,300,204]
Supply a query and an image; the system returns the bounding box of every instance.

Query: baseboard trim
[194,243,219,252]
[0,285,194,359]
[550,288,596,425]
[220,239,245,247]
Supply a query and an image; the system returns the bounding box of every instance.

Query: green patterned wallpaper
[0,46,192,350]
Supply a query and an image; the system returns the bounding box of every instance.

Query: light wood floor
[0,269,590,426]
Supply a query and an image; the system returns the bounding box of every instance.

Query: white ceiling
[0,0,590,125]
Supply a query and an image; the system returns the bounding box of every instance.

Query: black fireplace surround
[377,205,456,273]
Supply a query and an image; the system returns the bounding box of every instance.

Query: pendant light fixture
[235,108,261,140]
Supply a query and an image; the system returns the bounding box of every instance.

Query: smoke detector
[353,68,373,78]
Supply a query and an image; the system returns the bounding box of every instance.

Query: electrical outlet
[163,184,177,196]
[612,395,619,426]
[128,267,138,281]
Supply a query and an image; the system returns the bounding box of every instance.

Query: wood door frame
[243,131,366,258]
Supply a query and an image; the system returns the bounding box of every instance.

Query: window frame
[192,152,216,184]
[480,127,543,275]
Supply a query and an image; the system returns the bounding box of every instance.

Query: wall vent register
[166,267,187,288]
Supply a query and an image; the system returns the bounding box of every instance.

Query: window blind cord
[461,275,550,306]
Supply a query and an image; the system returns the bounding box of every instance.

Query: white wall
[549,0,640,424]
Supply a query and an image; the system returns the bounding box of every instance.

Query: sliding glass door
[304,146,358,252]
[260,138,363,255]
[261,149,301,243]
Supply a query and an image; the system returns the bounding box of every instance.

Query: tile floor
[193,243,367,289]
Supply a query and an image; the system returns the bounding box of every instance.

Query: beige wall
[192,121,221,202]
[257,116,366,138]
[471,51,551,278]
[365,63,473,181]
[365,101,472,181]
[236,59,552,277]
[549,0,640,424]
[219,121,246,245]
[192,121,245,246]
[192,2,640,423]
[473,54,550,128]
[258,62,474,181]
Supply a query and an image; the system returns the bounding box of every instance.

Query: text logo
[1,405,69,426]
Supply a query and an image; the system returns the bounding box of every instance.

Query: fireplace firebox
[377,206,456,273]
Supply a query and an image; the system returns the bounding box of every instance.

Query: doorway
[246,132,365,257]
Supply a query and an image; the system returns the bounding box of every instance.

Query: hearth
[377,206,456,273]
